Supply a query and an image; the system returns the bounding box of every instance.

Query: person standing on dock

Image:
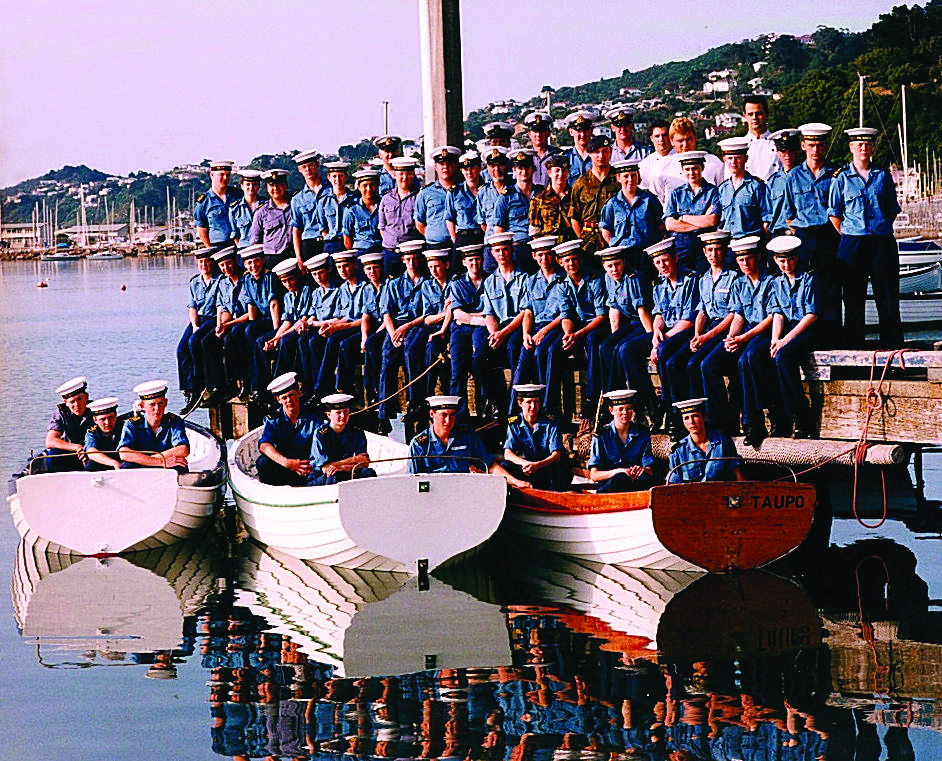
[561,110,596,187]
[651,119,724,205]
[765,130,801,238]
[414,146,460,254]
[475,147,513,272]
[308,394,376,485]
[373,135,404,196]
[178,247,220,414]
[503,384,571,491]
[667,398,743,483]
[451,151,486,253]
[194,160,242,248]
[588,390,656,492]
[639,120,674,193]
[606,106,652,164]
[249,170,294,267]
[528,153,575,244]
[43,376,94,472]
[508,148,541,273]
[317,161,356,255]
[290,150,329,266]
[827,127,902,348]
[524,111,560,187]
[715,137,771,245]
[83,397,124,471]
[568,134,618,257]
[742,95,781,182]
[229,169,263,249]
[342,170,383,255]
[663,151,719,275]
[255,372,319,486]
[379,157,421,277]
[118,381,189,474]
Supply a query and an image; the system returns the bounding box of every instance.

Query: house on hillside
[715,112,743,128]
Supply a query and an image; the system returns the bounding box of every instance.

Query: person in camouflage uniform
[568,134,619,256]
[528,153,575,242]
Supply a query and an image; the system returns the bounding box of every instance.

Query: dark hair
[649,119,670,131]
[743,94,769,113]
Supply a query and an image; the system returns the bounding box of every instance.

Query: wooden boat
[866,290,942,327]
[7,420,226,555]
[505,480,816,573]
[237,541,511,676]
[896,262,942,293]
[13,536,219,665]
[229,427,507,573]
[897,237,942,268]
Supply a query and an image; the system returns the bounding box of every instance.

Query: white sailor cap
[211,245,237,262]
[525,111,553,130]
[513,383,545,398]
[553,239,583,258]
[397,239,426,255]
[676,150,707,166]
[644,238,677,258]
[332,249,357,263]
[483,121,514,138]
[323,160,350,173]
[458,150,482,167]
[483,146,509,164]
[430,145,461,162]
[262,169,289,182]
[603,389,637,405]
[193,246,216,259]
[133,380,169,400]
[605,105,637,124]
[88,397,119,415]
[237,169,263,180]
[798,122,832,140]
[529,235,557,252]
[729,235,762,256]
[373,135,402,151]
[267,372,299,395]
[321,392,355,409]
[240,244,266,260]
[424,247,451,261]
[565,110,597,129]
[845,127,879,142]
[353,169,380,183]
[611,159,641,174]
[486,232,515,247]
[718,137,750,155]
[457,243,485,258]
[293,149,321,165]
[673,397,708,413]
[272,259,300,277]
[427,395,462,410]
[390,156,419,171]
[699,229,732,245]
[597,245,628,261]
[359,252,385,265]
[304,253,331,271]
[57,376,88,398]
[209,160,234,171]
[767,235,803,257]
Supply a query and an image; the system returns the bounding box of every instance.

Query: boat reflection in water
[12,535,221,672]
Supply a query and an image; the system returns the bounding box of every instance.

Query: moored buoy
[120,283,127,291]
[36,280,48,288]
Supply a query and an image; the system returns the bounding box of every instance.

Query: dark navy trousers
[177,316,216,393]
[836,233,903,348]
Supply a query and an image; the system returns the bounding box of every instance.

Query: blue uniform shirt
[308,284,341,321]
[599,189,664,250]
[342,200,381,251]
[504,415,563,461]
[730,273,776,328]
[668,431,741,483]
[189,273,220,317]
[652,270,699,328]
[217,275,245,316]
[379,168,396,196]
[716,173,770,237]
[84,424,123,461]
[290,184,331,239]
[381,273,428,326]
[408,426,494,473]
[474,183,510,233]
[524,270,568,324]
[507,185,536,241]
[317,192,357,240]
[663,181,719,221]
[563,148,592,187]
[118,412,189,454]
[282,284,314,323]
[418,278,450,316]
[259,410,319,462]
[588,422,656,471]
[451,181,483,232]
[827,164,900,236]
[356,281,387,324]
[605,273,645,320]
[194,188,242,243]
[611,141,653,163]
[770,271,817,323]
[309,424,368,477]
[765,169,790,235]
[482,268,528,325]
[784,161,839,228]
[228,198,257,246]
[447,273,486,313]
[697,269,738,321]
[414,182,456,245]
[48,405,93,444]
[240,271,281,320]
[561,272,607,324]
[335,280,367,321]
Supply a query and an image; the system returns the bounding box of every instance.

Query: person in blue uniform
[452,151,487,252]
[307,394,376,485]
[768,236,820,439]
[249,169,294,266]
[178,247,220,413]
[508,148,542,273]
[408,396,527,486]
[338,252,387,413]
[562,110,595,187]
[476,233,528,419]
[379,156,421,275]
[229,169,263,248]
[254,259,312,399]
[502,384,571,491]
[317,161,356,254]
[663,151,719,274]
[289,149,330,265]
[201,246,248,405]
[716,137,771,242]
[606,106,653,164]
[588,390,656,492]
[765,129,801,237]
[194,160,242,247]
[483,120,514,147]
[405,248,451,404]
[43,376,94,472]
[667,398,743,483]
[297,253,340,398]
[342,170,382,253]
[442,243,489,409]
[234,245,282,402]
[255,373,320,486]
[596,246,651,394]
[827,126,902,348]
[475,147,513,272]
[83,397,124,471]
[525,111,561,187]
[118,381,190,474]
[415,146,460,250]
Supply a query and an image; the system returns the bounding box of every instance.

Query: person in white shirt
[743,94,781,181]
[639,119,674,192]
[651,118,724,205]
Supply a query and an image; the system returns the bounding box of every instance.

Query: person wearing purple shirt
[378,157,420,276]
[249,170,294,267]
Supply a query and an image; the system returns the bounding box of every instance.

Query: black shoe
[376,419,392,436]
[648,402,667,432]
[768,413,792,439]
[180,391,202,416]
[481,401,503,422]
[793,407,815,439]
[743,423,768,449]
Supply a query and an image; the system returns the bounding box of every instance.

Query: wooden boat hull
[7,421,226,555]
[230,428,507,572]
[867,291,942,327]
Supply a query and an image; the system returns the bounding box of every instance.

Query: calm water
[1,258,941,760]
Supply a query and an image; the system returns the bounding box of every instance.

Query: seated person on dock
[667,398,743,483]
[502,384,572,491]
[255,372,320,487]
[44,376,94,472]
[409,396,528,487]
[588,389,656,493]
[118,381,190,474]
[308,394,376,485]
[83,397,124,471]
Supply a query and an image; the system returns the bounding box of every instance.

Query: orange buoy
[120,283,127,291]
[36,280,48,288]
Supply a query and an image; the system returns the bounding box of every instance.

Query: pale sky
[0,0,902,187]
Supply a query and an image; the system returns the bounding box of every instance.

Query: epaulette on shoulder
[163,412,181,424]
[128,412,142,423]
[544,412,557,422]
[196,193,206,204]
[628,271,637,279]
[423,181,434,190]
[414,433,429,444]
[508,415,520,424]
[88,424,99,434]
[317,423,330,435]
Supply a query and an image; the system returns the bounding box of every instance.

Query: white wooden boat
[897,262,942,293]
[39,251,85,261]
[12,537,218,664]
[229,427,507,572]
[7,420,226,555]
[237,541,511,676]
[867,290,942,327]
[898,237,942,268]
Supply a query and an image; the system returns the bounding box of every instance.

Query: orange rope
[856,555,890,697]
